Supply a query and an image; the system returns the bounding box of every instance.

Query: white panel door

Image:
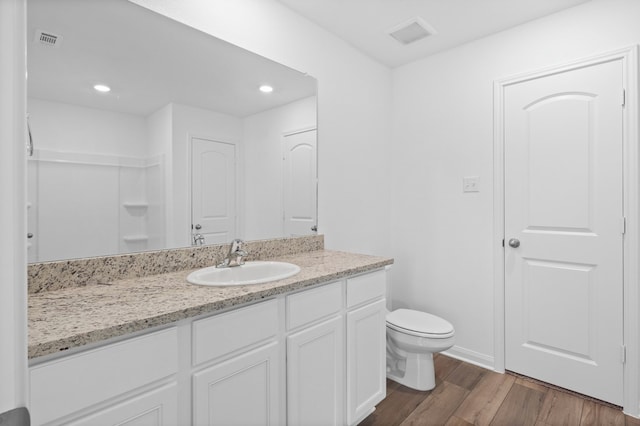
[191,138,236,245]
[283,129,317,237]
[504,59,624,404]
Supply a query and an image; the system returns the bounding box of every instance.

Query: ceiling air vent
[387,17,436,46]
[34,29,63,48]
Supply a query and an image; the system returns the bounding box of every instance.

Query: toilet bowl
[386,308,455,391]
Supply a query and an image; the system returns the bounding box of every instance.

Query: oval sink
[187,261,301,287]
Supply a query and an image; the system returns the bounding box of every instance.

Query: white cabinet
[191,299,281,426]
[29,268,388,426]
[346,299,387,425]
[67,383,178,426]
[193,343,280,426]
[286,281,344,426]
[192,299,279,365]
[287,316,344,426]
[346,272,387,426]
[29,328,178,426]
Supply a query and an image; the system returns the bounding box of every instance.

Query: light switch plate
[463,176,479,192]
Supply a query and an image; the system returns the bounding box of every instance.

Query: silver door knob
[508,238,520,248]
[194,224,202,230]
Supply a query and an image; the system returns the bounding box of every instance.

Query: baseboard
[442,345,495,371]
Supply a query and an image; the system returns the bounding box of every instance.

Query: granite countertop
[28,250,393,360]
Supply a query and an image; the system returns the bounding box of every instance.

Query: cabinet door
[193,342,280,426]
[287,316,344,426]
[67,383,178,426]
[346,299,386,426]
[30,328,178,426]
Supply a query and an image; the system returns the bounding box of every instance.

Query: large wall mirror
[27,0,318,263]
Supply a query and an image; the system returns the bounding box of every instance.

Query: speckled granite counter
[28,250,393,359]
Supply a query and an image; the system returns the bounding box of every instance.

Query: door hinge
[621,345,627,364]
[502,239,505,248]
[622,89,626,107]
[622,217,627,235]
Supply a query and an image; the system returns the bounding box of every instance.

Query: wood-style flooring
[361,354,640,426]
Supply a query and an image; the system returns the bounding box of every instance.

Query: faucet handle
[229,238,244,252]
[193,233,205,246]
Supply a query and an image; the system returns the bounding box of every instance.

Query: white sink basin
[187,261,301,287]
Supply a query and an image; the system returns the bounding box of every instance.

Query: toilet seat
[386,309,454,339]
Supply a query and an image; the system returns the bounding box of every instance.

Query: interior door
[283,129,317,237]
[191,138,236,246]
[504,59,624,404]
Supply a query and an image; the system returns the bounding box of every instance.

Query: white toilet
[386,308,455,391]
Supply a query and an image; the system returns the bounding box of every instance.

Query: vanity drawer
[287,281,343,330]
[346,269,386,308]
[193,299,278,365]
[30,327,178,426]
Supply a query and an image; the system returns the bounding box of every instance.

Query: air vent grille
[387,17,436,46]
[34,29,63,48]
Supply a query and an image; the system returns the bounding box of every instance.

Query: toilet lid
[386,309,454,336]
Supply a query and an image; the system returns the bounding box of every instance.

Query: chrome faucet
[216,239,248,268]
[193,233,205,246]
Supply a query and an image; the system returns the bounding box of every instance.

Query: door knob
[194,224,202,230]
[508,238,520,248]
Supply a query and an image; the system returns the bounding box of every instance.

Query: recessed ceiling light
[93,84,111,93]
[259,85,274,93]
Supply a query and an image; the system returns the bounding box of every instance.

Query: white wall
[28,99,149,156]
[0,0,27,412]
[391,0,640,365]
[243,96,316,240]
[130,0,393,257]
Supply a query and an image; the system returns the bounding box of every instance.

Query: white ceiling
[276,0,592,68]
[27,0,316,117]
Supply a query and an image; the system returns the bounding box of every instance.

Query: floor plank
[454,370,516,425]
[537,389,584,425]
[445,362,487,391]
[399,381,469,426]
[444,416,474,426]
[515,376,552,394]
[434,353,462,384]
[489,383,546,426]
[386,378,403,397]
[580,400,625,426]
[363,355,639,426]
[359,384,431,426]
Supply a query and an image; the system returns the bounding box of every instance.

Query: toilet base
[387,352,435,391]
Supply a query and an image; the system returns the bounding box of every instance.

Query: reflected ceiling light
[259,84,274,93]
[93,84,111,93]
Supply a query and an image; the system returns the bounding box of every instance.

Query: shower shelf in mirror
[122,235,149,243]
[122,202,149,209]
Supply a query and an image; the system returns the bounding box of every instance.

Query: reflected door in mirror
[191,138,237,245]
[283,129,317,237]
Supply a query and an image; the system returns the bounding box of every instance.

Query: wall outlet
[463,176,479,192]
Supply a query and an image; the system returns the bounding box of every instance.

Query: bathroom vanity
[27,239,392,426]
